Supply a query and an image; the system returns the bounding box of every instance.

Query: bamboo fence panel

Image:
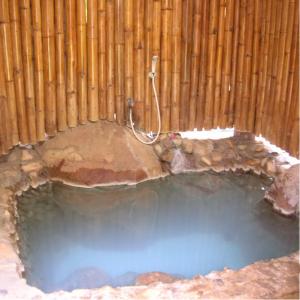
[98,0,107,119]
[55,0,67,131]
[77,0,88,124]
[41,0,56,135]
[0,0,19,144]
[0,0,298,156]
[32,0,45,140]
[9,0,29,144]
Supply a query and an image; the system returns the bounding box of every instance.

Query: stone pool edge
[0,139,299,299]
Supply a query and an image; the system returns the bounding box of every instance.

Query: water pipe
[128,56,161,145]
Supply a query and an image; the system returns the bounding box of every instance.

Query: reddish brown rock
[135,272,179,285]
[265,164,299,216]
[36,122,164,186]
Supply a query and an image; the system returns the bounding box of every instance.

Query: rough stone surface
[135,272,180,285]
[0,122,298,299]
[265,164,299,216]
[36,122,164,186]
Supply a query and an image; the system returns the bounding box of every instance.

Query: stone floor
[0,122,298,299]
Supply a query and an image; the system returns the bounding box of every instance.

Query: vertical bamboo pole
[133,0,145,128]
[213,0,226,128]
[240,0,254,131]
[106,0,115,121]
[228,0,240,126]
[254,0,272,134]
[151,0,162,130]
[278,0,297,141]
[0,0,19,144]
[219,0,234,128]
[286,50,298,153]
[188,1,201,130]
[263,0,282,139]
[170,0,182,131]
[283,4,298,147]
[77,0,87,124]
[9,0,29,143]
[160,0,173,132]
[179,0,193,130]
[124,0,133,124]
[98,0,107,119]
[87,0,99,121]
[247,0,261,132]
[196,0,209,129]
[115,0,125,125]
[144,0,153,131]
[289,94,299,156]
[20,0,37,143]
[41,0,56,135]
[32,0,45,140]
[233,0,246,129]
[55,0,67,131]
[203,0,219,129]
[0,44,11,152]
[270,0,290,143]
[66,0,78,127]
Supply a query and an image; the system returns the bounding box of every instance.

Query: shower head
[151,56,159,74]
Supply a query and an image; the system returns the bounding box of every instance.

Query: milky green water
[17,171,299,293]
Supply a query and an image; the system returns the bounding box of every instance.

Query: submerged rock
[59,267,111,291]
[265,164,299,216]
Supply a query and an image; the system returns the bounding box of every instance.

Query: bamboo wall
[0,0,299,156]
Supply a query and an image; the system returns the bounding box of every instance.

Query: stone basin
[0,121,298,299]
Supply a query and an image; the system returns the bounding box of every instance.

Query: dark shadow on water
[16,171,299,292]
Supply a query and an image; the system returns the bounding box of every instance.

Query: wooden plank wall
[0,0,299,156]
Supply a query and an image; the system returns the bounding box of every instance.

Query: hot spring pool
[17,171,299,292]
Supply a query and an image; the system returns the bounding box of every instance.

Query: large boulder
[36,122,164,187]
[265,164,299,216]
